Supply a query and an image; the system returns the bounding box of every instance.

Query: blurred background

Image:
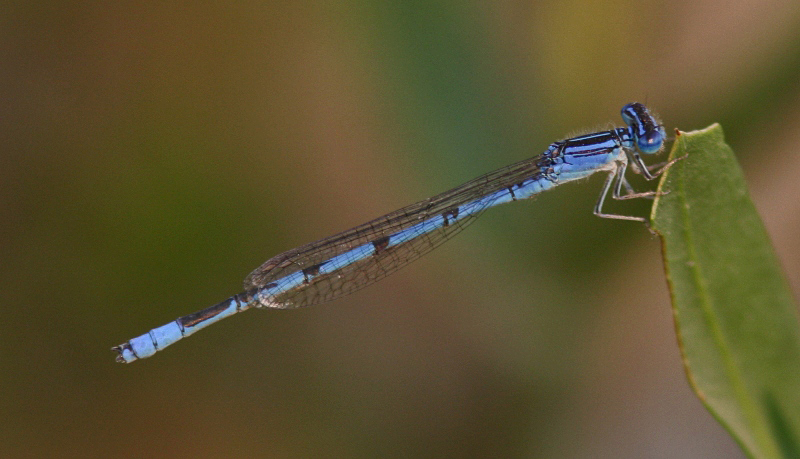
[2,1,799,457]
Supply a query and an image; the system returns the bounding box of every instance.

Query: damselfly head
[621,102,665,154]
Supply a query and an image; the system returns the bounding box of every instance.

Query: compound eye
[620,104,636,125]
[637,128,664,154]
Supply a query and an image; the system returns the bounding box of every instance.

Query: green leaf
[650,125,800,459]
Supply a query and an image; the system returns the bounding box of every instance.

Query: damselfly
[114,103,678,363]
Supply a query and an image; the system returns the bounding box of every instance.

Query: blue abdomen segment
[113,295,251,363]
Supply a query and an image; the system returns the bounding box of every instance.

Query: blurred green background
[3,1,800,457]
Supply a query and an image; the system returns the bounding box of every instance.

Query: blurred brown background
[3,1,800,457]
